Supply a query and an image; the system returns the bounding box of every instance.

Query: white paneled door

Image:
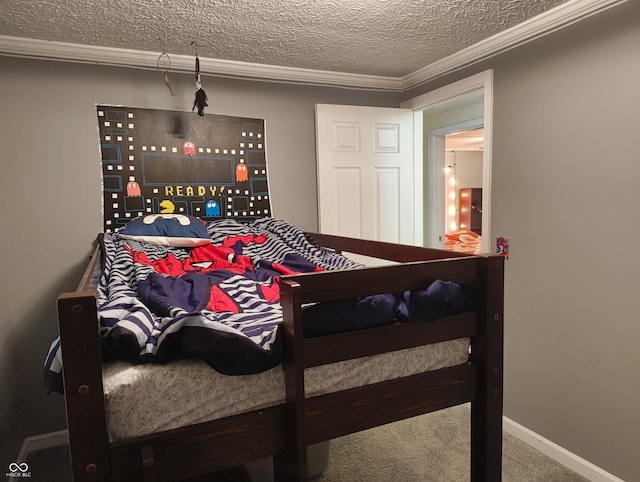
[315,104,414,245]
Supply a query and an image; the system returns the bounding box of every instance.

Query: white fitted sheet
[103,338,470,441]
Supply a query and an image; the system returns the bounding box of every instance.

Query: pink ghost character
[127,181,141,196]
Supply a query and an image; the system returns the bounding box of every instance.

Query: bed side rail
[304,231,472,262]
[108,405,287,482]
[76,243,102,292]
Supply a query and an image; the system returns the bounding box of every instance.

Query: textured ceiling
[1,0,571,78]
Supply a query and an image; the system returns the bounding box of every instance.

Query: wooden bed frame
[57,232,504,482]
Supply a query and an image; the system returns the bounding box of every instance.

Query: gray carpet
[25,405,588,482]
[314,405,589,482]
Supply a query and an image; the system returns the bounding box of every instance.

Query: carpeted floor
[314,405,589,482]
[24,405,588,482]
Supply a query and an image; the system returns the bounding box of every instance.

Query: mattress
[103,337,470,441]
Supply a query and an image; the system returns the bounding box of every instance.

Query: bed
[45,216,504,482]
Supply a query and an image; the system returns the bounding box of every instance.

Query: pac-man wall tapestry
[97,105,271,232]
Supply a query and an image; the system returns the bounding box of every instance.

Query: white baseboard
[16,430,69,463]
[503,416,625,482]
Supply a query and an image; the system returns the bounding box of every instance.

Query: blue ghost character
[206,199,221,217]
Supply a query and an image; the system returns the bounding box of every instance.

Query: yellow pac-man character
[160,200,175,213]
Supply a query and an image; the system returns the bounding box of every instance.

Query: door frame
[400,69,494,253]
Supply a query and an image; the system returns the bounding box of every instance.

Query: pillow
[119,214,210,247]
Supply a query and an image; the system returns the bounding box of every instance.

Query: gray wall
[405,2,640,480]
[0,56,399,462]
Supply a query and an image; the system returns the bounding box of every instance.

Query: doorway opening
[401,70,493,254]
[443,128,484,254]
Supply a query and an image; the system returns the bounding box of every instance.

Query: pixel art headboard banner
[97,105,271,232]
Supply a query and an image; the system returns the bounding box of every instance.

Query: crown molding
[401,0,628,90]
[0,35,403,91]
[0,0,627,92]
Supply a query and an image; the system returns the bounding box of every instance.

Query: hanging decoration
[157,50,174,97]
[191,41,208,116]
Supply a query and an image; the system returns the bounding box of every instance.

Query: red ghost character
[183,141,196,156]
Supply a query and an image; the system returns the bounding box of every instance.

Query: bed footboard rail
[278,248,505,482]
[58,290,111,482]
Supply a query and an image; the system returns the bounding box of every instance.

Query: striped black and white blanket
[44,217,475,394]
[44,218,361,390]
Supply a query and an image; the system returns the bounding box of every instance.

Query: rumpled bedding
[445,230,483,255]
[44,218,475,394]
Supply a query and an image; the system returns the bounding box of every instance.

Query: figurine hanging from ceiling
[191,41,208,116]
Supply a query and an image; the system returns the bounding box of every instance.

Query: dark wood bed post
[273,279,308,482]
[58,292,112,482]
[471,255,505,481]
